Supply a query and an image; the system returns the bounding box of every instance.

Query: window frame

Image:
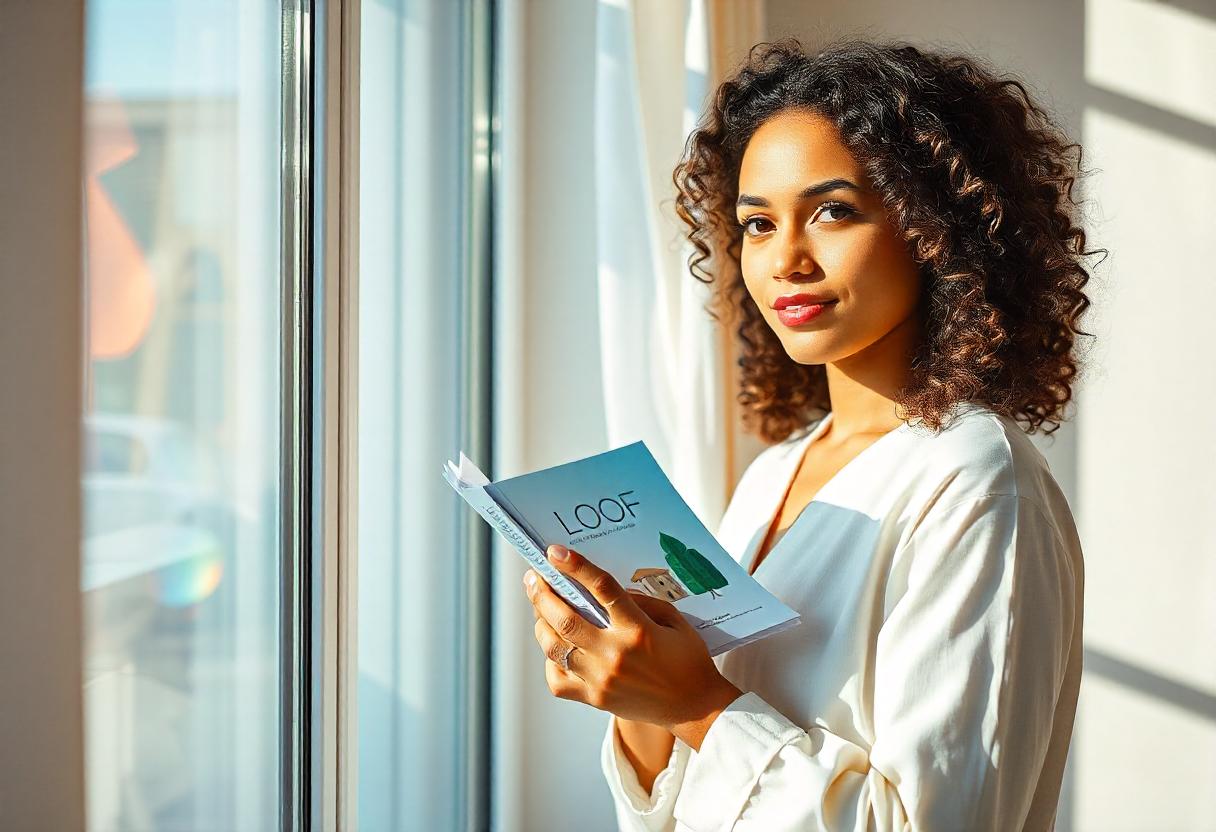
[296,0,497,829]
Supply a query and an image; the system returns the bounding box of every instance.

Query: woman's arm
[600,713,690,832]
[596,602,695,832]
[668,493,1082,831]
[616,718,676,795]
[527,581,692,832]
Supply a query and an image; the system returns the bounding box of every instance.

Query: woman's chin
[781,338,846,367]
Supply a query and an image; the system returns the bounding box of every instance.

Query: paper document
[442,440,800,656]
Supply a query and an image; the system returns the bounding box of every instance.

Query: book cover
[445,440,800,657]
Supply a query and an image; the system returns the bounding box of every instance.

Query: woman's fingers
[545,545,647,629]
[526,567,600,647]
[542,650,585,701]
[533,616,584,679]
[535,614,597,705]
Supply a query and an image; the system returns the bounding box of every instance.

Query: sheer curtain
[594,0,765,529]
[490,3,766,830]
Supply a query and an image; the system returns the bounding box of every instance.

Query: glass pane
[81,1,283,828]
[356,0,470,827]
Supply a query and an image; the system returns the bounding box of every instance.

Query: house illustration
[630,567,689,602]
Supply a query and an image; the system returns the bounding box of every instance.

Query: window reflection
[82,1,282,828]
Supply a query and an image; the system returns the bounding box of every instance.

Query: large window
[82,1,284,827]
[79,0,495,828]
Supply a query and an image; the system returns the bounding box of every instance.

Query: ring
[556,640,578,672]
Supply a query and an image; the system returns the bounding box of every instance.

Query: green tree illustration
[659,531,728,598]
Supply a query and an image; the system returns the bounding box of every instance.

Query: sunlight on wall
[1075,2,1216,828]
[1085,0,1216,129]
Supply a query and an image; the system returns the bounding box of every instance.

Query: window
[356,1,494,828]
[82,1,285,827]
[79,0,495,828]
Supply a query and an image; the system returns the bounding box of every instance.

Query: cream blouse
[600,402,1084,831]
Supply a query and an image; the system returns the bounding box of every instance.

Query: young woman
[523,37,1100,831]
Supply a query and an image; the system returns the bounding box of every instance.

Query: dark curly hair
[674,37,1105,444]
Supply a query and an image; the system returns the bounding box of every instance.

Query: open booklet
[442,440,800,657]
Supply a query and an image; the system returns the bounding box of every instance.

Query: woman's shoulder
[896,405,1084,603]
[901,401,1075,530]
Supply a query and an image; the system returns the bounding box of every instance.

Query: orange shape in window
[85,93,155,360]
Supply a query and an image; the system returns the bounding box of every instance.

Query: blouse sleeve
[600,713,694,832]
[669,493,1081,832]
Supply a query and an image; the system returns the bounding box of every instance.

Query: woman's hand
[524,544,743,750]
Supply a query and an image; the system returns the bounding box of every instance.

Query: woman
[523,37,1100,831]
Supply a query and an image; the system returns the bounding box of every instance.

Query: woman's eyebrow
[736,178,862,208]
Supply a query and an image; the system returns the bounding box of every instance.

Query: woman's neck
[823,309,921,437]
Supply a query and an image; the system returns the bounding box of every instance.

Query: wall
[0,0,87,828]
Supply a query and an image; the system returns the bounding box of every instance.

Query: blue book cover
[444,440,800,657]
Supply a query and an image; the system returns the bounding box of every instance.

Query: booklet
[442,440,800,657]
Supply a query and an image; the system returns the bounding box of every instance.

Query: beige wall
[0,1,87,829]
[765,2,1215,829]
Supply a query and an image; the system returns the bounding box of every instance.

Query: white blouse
[600,402,1084,831]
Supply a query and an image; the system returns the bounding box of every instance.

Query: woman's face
[735,108,923,368]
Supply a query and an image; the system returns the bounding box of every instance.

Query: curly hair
[674,37,1105,444]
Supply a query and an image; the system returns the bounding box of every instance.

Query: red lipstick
[772,293,836,327]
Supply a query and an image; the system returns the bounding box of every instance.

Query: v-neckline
[744,411,909,577]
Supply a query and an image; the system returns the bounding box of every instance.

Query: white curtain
[594,0,765,530]
[491,4,766,830]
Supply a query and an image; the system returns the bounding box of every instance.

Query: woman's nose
[772,234,815,279]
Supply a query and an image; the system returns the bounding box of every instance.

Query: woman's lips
[775,301,835,326]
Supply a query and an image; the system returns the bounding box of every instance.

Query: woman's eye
[740,204,855,237]
[817,202,855,223]
[740,217,772,236]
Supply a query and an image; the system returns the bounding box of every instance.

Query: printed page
[481,441,800,656]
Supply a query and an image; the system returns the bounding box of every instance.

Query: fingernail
[548,545,571,562]
[524,571,537,591]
